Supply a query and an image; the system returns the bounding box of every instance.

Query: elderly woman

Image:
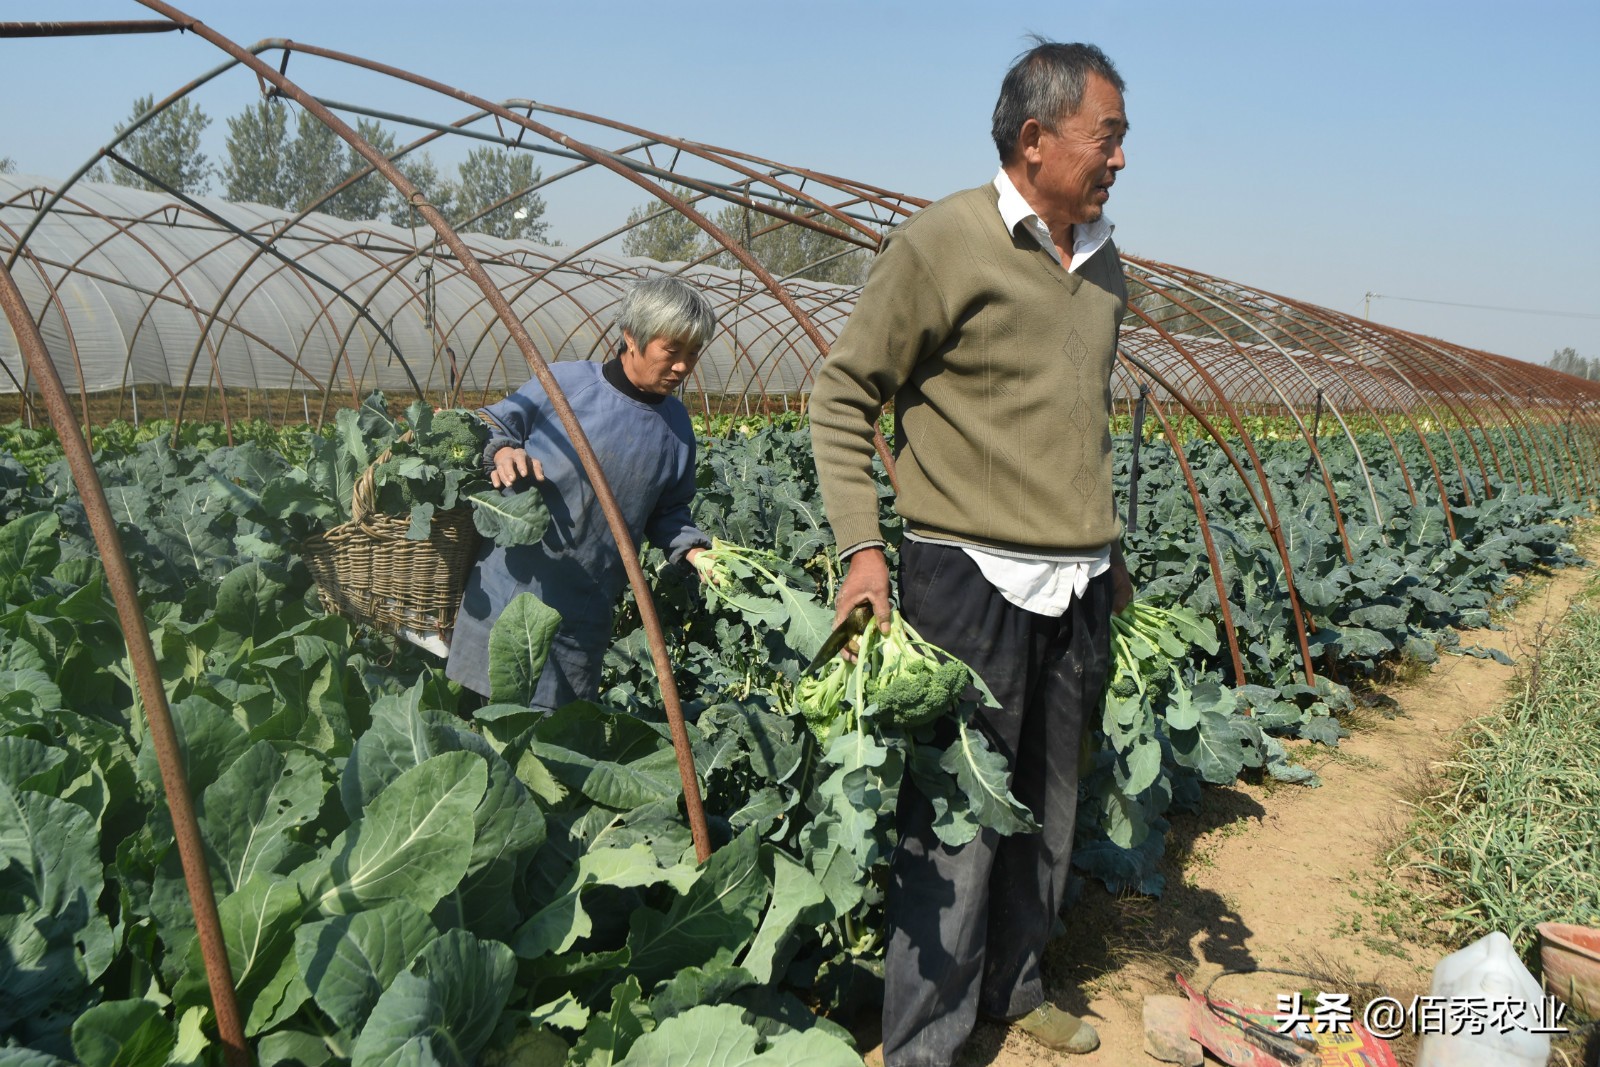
[447,276,716,709]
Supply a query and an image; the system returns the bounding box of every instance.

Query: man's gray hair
[616,276,717,351]
[991,38,1125,163]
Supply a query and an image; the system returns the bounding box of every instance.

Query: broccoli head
[857,615,972,731]
[418,409,491,474]
[796,659,852,744]
[1109,672,1141,699]
[868,655,970,729]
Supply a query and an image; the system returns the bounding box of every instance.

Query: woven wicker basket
[302,433,481,636]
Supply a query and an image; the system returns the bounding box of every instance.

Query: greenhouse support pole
[1303,389,1324,484]
[1140,388,1249,686]
[1127,384,1148,534]
[0,263,251,1064]
[0,19,185,36]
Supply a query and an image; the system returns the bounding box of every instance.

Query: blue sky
[5,0,1598,365]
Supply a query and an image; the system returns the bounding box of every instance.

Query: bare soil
[859,552,1595,1067]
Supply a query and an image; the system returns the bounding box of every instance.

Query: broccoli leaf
[70,1000,174,1067]
[488,592,562,706]
[351,929,517,1067]
[469,489,551,546]
[407,502,435,540]
[623,829,768,989]
[295,900,439,1035]
[940,721,1038,837]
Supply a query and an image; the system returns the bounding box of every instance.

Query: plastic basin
[1538,922,1600,1019]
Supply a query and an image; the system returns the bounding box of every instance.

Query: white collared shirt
[933,171,1115,617]
[993,167,1115,270]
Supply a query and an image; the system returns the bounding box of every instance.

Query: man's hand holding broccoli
[796,611,974,744]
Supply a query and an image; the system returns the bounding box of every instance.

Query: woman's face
[620,331,701,395]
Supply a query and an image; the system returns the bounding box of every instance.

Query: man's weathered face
[1023,72,1128,228]
[620,331,701,395]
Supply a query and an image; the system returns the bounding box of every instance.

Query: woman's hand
[491,447,544,489]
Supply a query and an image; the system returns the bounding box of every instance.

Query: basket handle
[351,429,414,527]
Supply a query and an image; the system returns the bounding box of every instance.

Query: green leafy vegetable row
[0,409,1586,1062]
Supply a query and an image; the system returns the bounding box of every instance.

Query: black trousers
[881,540,1113,1067]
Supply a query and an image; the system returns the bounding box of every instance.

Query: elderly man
[447,276,715,710]
[809,40,1134,1065]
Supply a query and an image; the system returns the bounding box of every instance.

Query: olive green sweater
[810,183,1127,555]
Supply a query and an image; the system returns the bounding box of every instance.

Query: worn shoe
[1010,1002,1100,1055]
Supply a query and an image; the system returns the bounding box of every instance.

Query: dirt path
[862,554,1594,1067]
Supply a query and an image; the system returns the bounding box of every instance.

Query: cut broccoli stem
[851,621,878,736]
[695,537,794,609]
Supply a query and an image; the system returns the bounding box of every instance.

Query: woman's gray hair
[991,38,1124,163]
[616,276,717,351]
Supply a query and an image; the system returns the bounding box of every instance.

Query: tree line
[620,184,876,286]
[13,97,878,281]
[1548,347,1597,381]
[75,95,551,242]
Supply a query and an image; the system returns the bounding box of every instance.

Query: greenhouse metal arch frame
[5,5,1600,744]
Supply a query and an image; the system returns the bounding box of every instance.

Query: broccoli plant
[372,403,492,515]
[868,617,972,728]
[690,537,836,669]
[299,393,548,546]
[693,539,971,735]
[690,538,1036,849]
[795,612,971,743]
[1108,600,1217,701]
